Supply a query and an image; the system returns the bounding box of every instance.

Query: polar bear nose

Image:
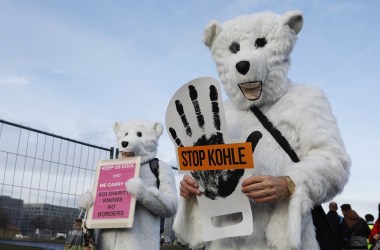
[121,141,129,148]
[236,61,250,75]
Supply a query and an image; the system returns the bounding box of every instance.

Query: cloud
[0,76,29,85]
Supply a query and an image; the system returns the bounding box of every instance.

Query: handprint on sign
[169,84,261,200]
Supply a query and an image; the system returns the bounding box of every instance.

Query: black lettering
[102,197,123,203]
[208,149,216,165]
[187,150,193,166]
[97,210,125,217]
[238,147,246,164]
[99,190,127,197]
[181,151,188,166]
[193,151,199,166]
[232,147,239,165]
[223,148,231,165]
[199,150,205,166]
[215,149,223,165]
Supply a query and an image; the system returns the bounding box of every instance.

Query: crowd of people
[326,202,380,250]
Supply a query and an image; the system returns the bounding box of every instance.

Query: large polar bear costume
[83,120,178,250]
[173,11,350,250]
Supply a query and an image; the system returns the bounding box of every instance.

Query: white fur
[79,191,94,210]
[113,120,163,163]
[95,120,177,250]
[174,11,350,250]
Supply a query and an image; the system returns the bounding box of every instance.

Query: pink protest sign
[86,157,141,229]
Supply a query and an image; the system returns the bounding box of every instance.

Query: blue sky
[0,0,379,218]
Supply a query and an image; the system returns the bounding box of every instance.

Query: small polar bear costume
[85,120,178,250]
[173,11,351,250]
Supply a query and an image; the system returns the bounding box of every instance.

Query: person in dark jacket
[341,204,371,250]
[327,202,349,249]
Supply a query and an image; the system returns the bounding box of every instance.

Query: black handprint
[189,85,205,130]
[170,85,224,146]
[169,84,262,200]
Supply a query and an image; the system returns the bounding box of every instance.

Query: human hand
[373,234,380,241]
[179,175,201,199]
[241,175,290,203]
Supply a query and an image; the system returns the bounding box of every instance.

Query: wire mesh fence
[0,119,114,242]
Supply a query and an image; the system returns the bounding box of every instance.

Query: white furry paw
[79,191,94,210]
[126,177,143,197]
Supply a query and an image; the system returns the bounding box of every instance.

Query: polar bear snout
[236,61,250,75]
[121,141,129,148]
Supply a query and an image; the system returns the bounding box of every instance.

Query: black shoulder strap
[149,158,160,188]
[250,106,300,163]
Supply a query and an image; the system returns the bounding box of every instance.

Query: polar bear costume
[84,120,178,250]
[173,11,351,250]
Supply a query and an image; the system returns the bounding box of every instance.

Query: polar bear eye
[136,132,142,137]
[125,132,128,136]
[229,42,240,54]
[255,38,267,48]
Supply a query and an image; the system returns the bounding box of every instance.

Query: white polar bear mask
[113,120,163,163]
[204,11,303,110]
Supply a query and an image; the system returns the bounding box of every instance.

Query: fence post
[110,147,114,159]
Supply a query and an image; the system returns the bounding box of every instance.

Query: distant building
[21,203,80,238]
[0,195,23,230]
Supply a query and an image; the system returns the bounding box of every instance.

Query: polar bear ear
[153,122,163,137]
[282,10,303,34]
[204,20,222,48]
[113,121,121,134]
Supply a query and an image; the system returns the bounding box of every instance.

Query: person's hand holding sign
[167,78,262,200]
[178,175,200,198]
[241,175,291,203]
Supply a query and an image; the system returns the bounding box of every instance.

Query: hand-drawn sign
[86,157,140,229]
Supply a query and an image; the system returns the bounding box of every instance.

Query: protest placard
[86,157,140,228]
[166,77,256,241]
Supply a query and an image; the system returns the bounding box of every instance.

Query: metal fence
[0,119,114,241]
